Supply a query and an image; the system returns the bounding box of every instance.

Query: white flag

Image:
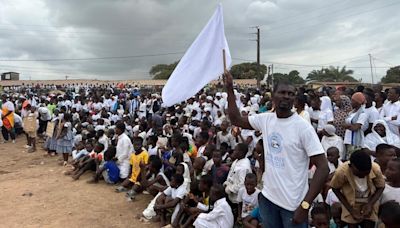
[161,4,231,107]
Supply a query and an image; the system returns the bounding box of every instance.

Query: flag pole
[222,49,227,71]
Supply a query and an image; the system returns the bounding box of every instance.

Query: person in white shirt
[381,158,400,204]
[193,184,234,228]
[295,94,311,124]
[223,143,252,204]
[343,92,368,158]
[363,120,400,155]
[224,71,329,226]
[114,122,133,180]
[380,87,400,136]
[363,90,380,134]
[237,173,261,220]
[321,124,345,160]
[326,147,343,175]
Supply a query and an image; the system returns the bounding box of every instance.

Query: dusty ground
[0,136,156,228]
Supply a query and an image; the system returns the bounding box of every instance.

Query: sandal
[115,186,128,193]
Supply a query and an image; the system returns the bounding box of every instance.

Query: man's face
[272,85,296,111]
[350,165,370,178]
[388,89,399,102]
[379,148,397,166]
[384,160,399,183]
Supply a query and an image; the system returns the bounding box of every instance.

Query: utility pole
[250,26,261,88]
[368,53,374,84]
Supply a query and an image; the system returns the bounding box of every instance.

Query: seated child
[72,142,87,160]
[193,184,234,228]
[327,147,342,177]
[331,149,385,227]
[381,157,400,204]
[174,174,213,228]
[71,142,104,180]
[238,173,260,223]
[88,146,119,184]
[140,155,170,196]
[379,201,400,228]
[154,174,186,227]
[117,137,149,200]
[210,150,229,185]
[310,203,330,228]
[191,157,206,182]
[223,143,252,205]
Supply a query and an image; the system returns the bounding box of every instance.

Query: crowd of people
[1,73,400,228]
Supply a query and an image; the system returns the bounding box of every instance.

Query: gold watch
[301,201,310,210]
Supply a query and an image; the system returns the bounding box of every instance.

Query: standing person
[114,122,133,182]
[362,90,380,135]
[343,92,368,159]
[332,95,352,138]
[224,71,329,227]
[380,87,400,136]
[294,94,311,124]
[56,113,74,166]
[1,94,16,143]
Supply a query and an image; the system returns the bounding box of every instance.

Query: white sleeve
[248,113,268,132]
[174,186,187,199]
[237,187,244,203]
[357,113,368,128]
[301,125,325,157]
[196,205,225,221]
[163,187,172,196]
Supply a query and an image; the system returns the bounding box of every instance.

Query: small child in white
[223,143,252,204]
[193,184,234,228]
[238,173,260,222]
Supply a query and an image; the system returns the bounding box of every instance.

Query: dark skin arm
[224,71,253,130]
[343,123,362,131]
[292,154,329,224]
[361,187,384,217]
[332,188,362,221]
[237,202,243,223]
[154,198,181,210]
[243,215,258,228]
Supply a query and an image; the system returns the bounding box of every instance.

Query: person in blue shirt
[88,146,120,184]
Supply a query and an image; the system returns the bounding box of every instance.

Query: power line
[0,52,185,62]
[264,1,400,40]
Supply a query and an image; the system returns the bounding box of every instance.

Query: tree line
[149,61,400,84]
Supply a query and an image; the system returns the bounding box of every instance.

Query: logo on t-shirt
[268,133,283,154]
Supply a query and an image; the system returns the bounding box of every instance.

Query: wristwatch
[301,201,310,210]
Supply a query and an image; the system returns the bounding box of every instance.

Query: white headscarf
[364,119,400,151]
[320,96,333,112]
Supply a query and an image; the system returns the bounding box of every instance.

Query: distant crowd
[1,76,399,228]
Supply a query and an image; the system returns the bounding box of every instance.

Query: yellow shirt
[129,149,149,183]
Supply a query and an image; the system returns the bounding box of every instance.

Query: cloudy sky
[0,0,399,82]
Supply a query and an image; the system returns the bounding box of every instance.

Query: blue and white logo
[268,132,283,154]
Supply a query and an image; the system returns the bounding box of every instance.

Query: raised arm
[224,71,253,130]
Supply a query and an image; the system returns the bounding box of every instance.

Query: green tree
[380,66,400,83]
[150,61,179,79]
[230,62,267,80]
[267,70,306,85]
[306,66,357,82]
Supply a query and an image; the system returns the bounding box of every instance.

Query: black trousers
[1,126,16,141]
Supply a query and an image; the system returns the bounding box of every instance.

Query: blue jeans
[258,193,308,228]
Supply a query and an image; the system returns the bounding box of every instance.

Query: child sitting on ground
[71,143,104,180]
[140,155,170,196]
[237,173,260,223]
[173,174,213,228]
[224,143,252,207]
[331,149,385,227]
[154,174,186,227]
[117,137,149,200]
[72,142,87,160]
[209,150,229,185]
[88,146,120,184]
[310,203,330,228]
[193,184,234,228]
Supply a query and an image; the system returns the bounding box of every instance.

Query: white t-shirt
[381,184,400,204]
[237,187,260,218]
[363,106,380,131]
[325,189,339,206]
[249,112,324,211]
[344,111,368,145]
[163,184,187,199]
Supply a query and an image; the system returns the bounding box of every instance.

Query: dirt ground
[0,136,157,228]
